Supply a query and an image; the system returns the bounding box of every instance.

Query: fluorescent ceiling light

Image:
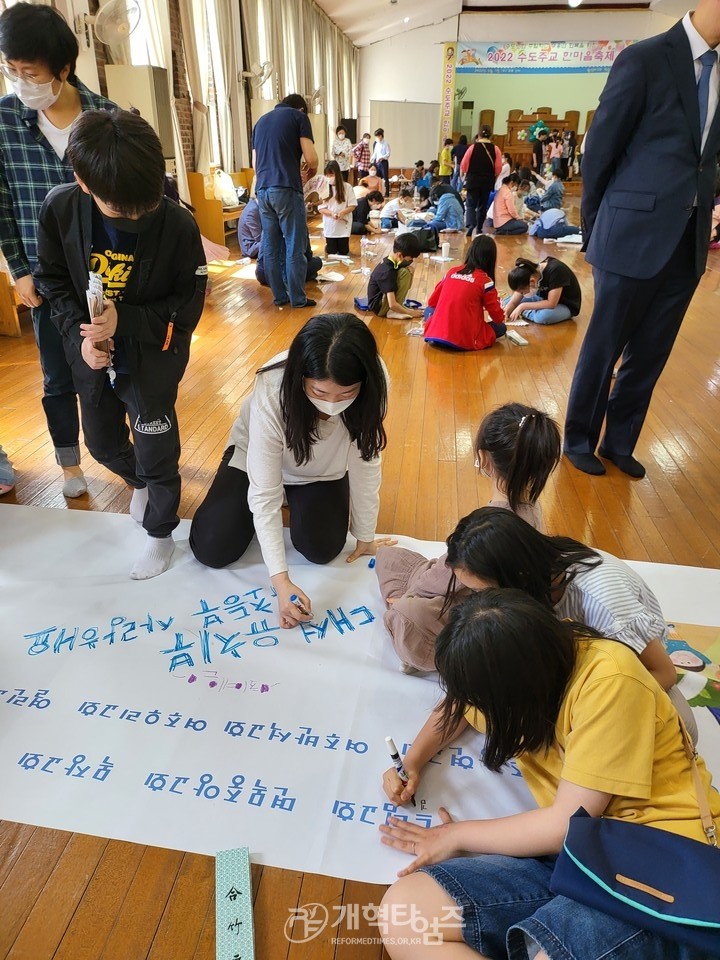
[568,0,583,7]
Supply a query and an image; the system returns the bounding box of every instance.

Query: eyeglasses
[0,62,46,84]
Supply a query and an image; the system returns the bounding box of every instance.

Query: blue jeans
[31,298,81,466]
[380,217,398,229]
[511,293,572,325]
[256,187,309,306]
[423,854,708,960]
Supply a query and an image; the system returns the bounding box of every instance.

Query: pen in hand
[385,736,416,807]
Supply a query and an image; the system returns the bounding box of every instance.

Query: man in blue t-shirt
[252,94,318,308]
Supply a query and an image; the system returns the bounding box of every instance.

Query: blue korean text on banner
[216,847,255,960]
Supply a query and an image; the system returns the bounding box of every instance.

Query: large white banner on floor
[1,505,719,883]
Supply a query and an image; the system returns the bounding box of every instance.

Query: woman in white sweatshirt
[190,313,393,627]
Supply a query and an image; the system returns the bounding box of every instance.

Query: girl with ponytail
[504,255,582,325]
[374,402,561,672]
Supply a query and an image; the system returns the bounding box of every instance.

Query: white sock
[130,486,149,524]
[129,534,174,580]
[62,470,87,499]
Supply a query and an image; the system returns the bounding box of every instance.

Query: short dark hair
[415,160,425,168]
[282,93,308,113]
[67,110,166,217]
[399,188,413,199]
[261,314,387,466]
[475,403,561,512]
[393,233,421,258]
[0,2,78,79]
[445,506,601,611]
[435,589,581,770]
[458,135,468,145]
[443,138,453,146]
[335,124,346,134]
[502,173,520,187]
[374,128,384,137]
[366,190,384,203]
[362,132,371,138]
[417,186,429,200]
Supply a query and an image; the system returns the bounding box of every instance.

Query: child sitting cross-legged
[366,233,424,319]
[423,236,506,351]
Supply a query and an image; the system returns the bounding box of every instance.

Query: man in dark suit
[564,4,720,477]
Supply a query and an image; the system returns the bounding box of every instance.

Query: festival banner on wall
[439,42,457,147]
[456,40,633,74]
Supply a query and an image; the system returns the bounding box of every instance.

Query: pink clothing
[376,499,544,672]
[493,185,520,228]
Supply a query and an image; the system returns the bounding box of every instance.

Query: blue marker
[289,594,311,617]
[385,736,416,806]
[368,558,376,569]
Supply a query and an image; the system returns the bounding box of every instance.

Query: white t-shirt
[554,549,668,655]
[322,182,357,239]
[227,352,384,577]
[37,111,74,159]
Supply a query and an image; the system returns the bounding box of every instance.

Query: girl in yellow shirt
[379,589,720,960]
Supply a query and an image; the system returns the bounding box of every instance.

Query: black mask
[99,205,160,234]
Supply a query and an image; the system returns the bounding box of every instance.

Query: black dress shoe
[292,298,317,308]
[564,451,606,476]
[598,448,646,478]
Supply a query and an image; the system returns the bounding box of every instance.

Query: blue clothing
[0,80,115,280]
[239,199,262,259]
[582,21,720,280]
[31,299,80,466]
[433,192,464,230]
[528,208,582,239]
[514,292,571,324]
[539,179,565,211]
[256,187,311,306]
[566,20,720,462]
[252,103,313,193]
[423,854,708,960]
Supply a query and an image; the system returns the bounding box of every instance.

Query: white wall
[357,9,679,144]
[358,17,459,138]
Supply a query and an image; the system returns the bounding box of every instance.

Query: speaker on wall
[340,118,357,143]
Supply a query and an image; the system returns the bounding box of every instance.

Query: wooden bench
[187,169,254,247]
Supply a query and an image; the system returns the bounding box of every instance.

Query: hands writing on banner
[271,572,314,629]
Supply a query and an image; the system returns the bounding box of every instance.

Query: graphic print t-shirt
[90,204,138,372]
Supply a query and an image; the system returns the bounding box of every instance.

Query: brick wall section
[168,0,195,172]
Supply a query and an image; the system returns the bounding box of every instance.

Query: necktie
[697,49,718,140]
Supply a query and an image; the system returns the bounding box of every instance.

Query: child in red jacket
[423,235,506,351]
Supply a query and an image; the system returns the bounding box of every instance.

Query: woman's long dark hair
[259,314,387,465]
[443,506,601,612]
[324,160,346,205]
[476,403,561,512]
[457,235,497,281]
[435,589,587,771]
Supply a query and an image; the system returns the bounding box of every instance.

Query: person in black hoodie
[35,109,207,580]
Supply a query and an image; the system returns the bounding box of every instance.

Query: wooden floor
[2,191,720,958]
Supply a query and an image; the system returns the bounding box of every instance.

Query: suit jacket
[582,22,720,279]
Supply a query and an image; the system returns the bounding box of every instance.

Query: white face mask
[337,133,345,140]
[306,393,357,416]
[13,76,62,111]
